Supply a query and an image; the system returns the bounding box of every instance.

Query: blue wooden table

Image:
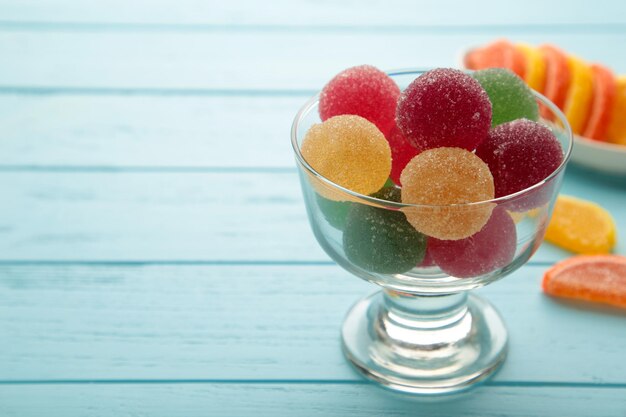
[0,1,625,415]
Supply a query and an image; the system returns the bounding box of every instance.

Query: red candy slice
[319,65,400,137]
[543,255,626,309]
[396,68,492,151]
[582,64,617,141]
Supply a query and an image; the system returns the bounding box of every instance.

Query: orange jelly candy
[538,44,571,117]
[543,255,626,309]
[606,76,626,145]
[582,64,617,141]
[464,39,526,78]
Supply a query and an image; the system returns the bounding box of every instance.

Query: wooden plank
[1,171,621,262]
[1,264,626,383]
[0,32,625,90]
[1,0,625,27]
[0,95,302,168]
[0,383,625,417]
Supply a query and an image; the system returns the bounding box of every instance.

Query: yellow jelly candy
[301,115,391,199]
[400,147,495,240]
[563,56,594,135]
[545,195,617,254]
[606,75,626,146]
[516,43,547,93]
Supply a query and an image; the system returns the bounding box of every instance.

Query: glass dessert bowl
[291,69,573,394]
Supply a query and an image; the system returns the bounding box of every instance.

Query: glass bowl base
[341,291,508,395]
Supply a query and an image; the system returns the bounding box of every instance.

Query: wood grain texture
[0,383,625,417]
[0,32,625,91]
[1,170,622,262]
[1,0,625,27]
[1,264,626,383]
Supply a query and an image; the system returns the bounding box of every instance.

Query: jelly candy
[543,255,626,309]
[475,119,563,200]
[545,195,616,254]
[400,147,495,240]
[582,64,616,140]
[563,56,594,135]
[343,187,427,274]
[464,39,526,78]
[386,126,420,186]
[316,195,350,230]
[429,207,516,278]
[301,115,391,197]
[473,68,539,127]
[539,44,571,116]
[515,43,547,93]
[396,68,492,151]
[607,76,626,145]
[319,65,400,136]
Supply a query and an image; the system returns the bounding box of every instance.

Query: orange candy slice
[545,195,617,254]
[606,75,626,145]
[542,255,626,309]
[582,64,617,141]
[539,45,571,116]
[515,43,546,93]
[464,39,526,78]
[563,56,594,134]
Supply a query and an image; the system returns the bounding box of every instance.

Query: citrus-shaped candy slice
[545,195,617,254]
[515,43,547,93]
[539,44,571,114]
[563,56,594,134]
[606,75,626,146]
[582,64,617,141]
[542,255,626,309]
[464,39,526,78]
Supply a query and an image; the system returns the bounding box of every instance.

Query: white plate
[571,135,626,175]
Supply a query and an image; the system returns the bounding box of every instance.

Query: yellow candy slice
[563,56,594,134]
[545,195,617,254]
[606,75,626,145]
[516,43,546,93]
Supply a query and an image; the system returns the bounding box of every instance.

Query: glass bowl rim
[290,67,574,209]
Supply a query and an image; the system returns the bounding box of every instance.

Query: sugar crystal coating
[473,68,539,127]
[400,147,495,240]
[475,119,563,201]
[429,207,517,278]
[301,115,391,197]
[387,126,421,186]
[319,65,400,136]
[343,187,427,274]
[396,68,492,151]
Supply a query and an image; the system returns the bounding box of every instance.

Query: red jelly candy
[396,68,492,151]
[429,207,516,278]
[475,119,563,200]
[387,126,421,186]
[319,65,400,137]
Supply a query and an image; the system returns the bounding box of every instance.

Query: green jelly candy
[316,195,351,230]
[473,68,539,127]
[343,187,427,274]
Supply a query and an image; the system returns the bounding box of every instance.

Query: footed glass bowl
[291,69,573,394]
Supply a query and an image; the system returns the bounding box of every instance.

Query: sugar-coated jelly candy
[396,68,492,151]
[607,76,626,145]
[545,195,616,254]
[475,119,563,200]
[464,39,526,78]
[400,147,495,240]
[316,195,350,230]
[301,115,391,198]
[583,64,616,141]
[343,187,427,274]
[319,65,400,136]
[473,68,539,127]
[515,43,546,93]
[543,255,626,310]
[387,126,420,186]
[539,44,571,117]
[429,207,517,278]
[564,56,594,135]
